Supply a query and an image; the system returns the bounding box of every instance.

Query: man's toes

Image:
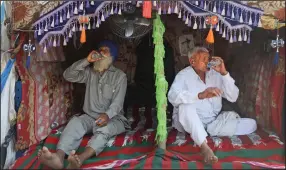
[73,155,81,166]
[67,154,82,169]
[42,146,48,151]
[211,156,218,163]
[38,150,42,156]
[42,146,49,154]
[67,156,73,161]
[205,156,218,164]
[74,155,80,161]
[68,151,75,159]
[70,150,76,156]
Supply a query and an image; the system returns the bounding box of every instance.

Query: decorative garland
[32,1,262,50]
[153,14,168,144]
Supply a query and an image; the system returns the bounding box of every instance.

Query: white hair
[188,47,209,59]
[93,56,113,72]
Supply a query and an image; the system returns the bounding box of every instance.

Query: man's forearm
[221,72,239,102]
[221,71,228,76]
[63,59,90,83]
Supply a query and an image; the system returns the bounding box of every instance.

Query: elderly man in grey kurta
[38,40,129,169]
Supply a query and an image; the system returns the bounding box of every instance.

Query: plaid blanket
[10,128,285,169]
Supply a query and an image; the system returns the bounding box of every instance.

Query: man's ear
[189,58,195,66]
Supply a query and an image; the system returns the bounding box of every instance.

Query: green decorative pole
[153,14,168,149]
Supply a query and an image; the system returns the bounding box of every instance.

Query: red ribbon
[143,1,152,18]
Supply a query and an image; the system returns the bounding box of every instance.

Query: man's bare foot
[67,150,82,169]
[201,147,218,165]
[38,146,64,169]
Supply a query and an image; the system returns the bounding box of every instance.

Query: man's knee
[246,118,257,132]
[63,116,80,132]
[94,120,125,138]
[94,126,112,139]
[178,104,198,125]
[66,116,84,128]
[62,116,88,136]
[235,118,257,135]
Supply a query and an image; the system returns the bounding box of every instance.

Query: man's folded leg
[66,115,126,169]
[234,118,257,135]
[57,114,95,153]
[38,114,95,169]
[206,111,257,137]
[177,104,218,165]
[178,104,208,146]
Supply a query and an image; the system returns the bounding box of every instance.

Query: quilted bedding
[10,119,285,169]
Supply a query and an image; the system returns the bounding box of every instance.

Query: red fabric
[269,47,285,137]
[29,55,71,142]
[15,33,39,150]
[143,1,152,18]
[11,128,285,169]
[14,33,73,150]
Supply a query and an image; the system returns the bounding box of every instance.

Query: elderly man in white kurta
[168,47,257,164]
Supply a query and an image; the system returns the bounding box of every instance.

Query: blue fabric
[35,1,104,43]
[184,1,211,14]
[1,59,15,94]
[274,52,279,65]
[14,80,22,112]
[16,149,26,159]
[1,2,5,23]
[98,40,118,61]
[26,56,31,68]
[33,1,262,44]
[184,1,256,29]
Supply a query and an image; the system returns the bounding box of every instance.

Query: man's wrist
[221,71,228,76]
[86,58,93,63]
[198,92,204,100]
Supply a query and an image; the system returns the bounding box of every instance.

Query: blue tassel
[26,55,31,68]
[273,52,279,65]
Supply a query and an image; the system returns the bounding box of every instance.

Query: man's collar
[189,66,210,80]
[107,65,116,72]
[189,66,201,81]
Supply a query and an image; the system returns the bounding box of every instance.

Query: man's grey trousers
[57,114,126,156]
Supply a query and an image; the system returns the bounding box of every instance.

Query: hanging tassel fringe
[193,20,198,29]
[80,25,86,43]
[143,1,152,18]
[63,37,67,46]
[206,26,214,44]
[43,45,47,53]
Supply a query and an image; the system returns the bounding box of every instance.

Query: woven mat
[10,127,285,169]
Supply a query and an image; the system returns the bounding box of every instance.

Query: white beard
[93,56,113,73]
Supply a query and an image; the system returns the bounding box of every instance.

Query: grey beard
[93,56,113,72]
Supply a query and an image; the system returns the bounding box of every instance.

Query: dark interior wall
[211,27,285,90]
[216,27,285,130]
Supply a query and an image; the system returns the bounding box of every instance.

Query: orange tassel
[206,27,214,44]
[80,25,86,43]
[143,1,152,18]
